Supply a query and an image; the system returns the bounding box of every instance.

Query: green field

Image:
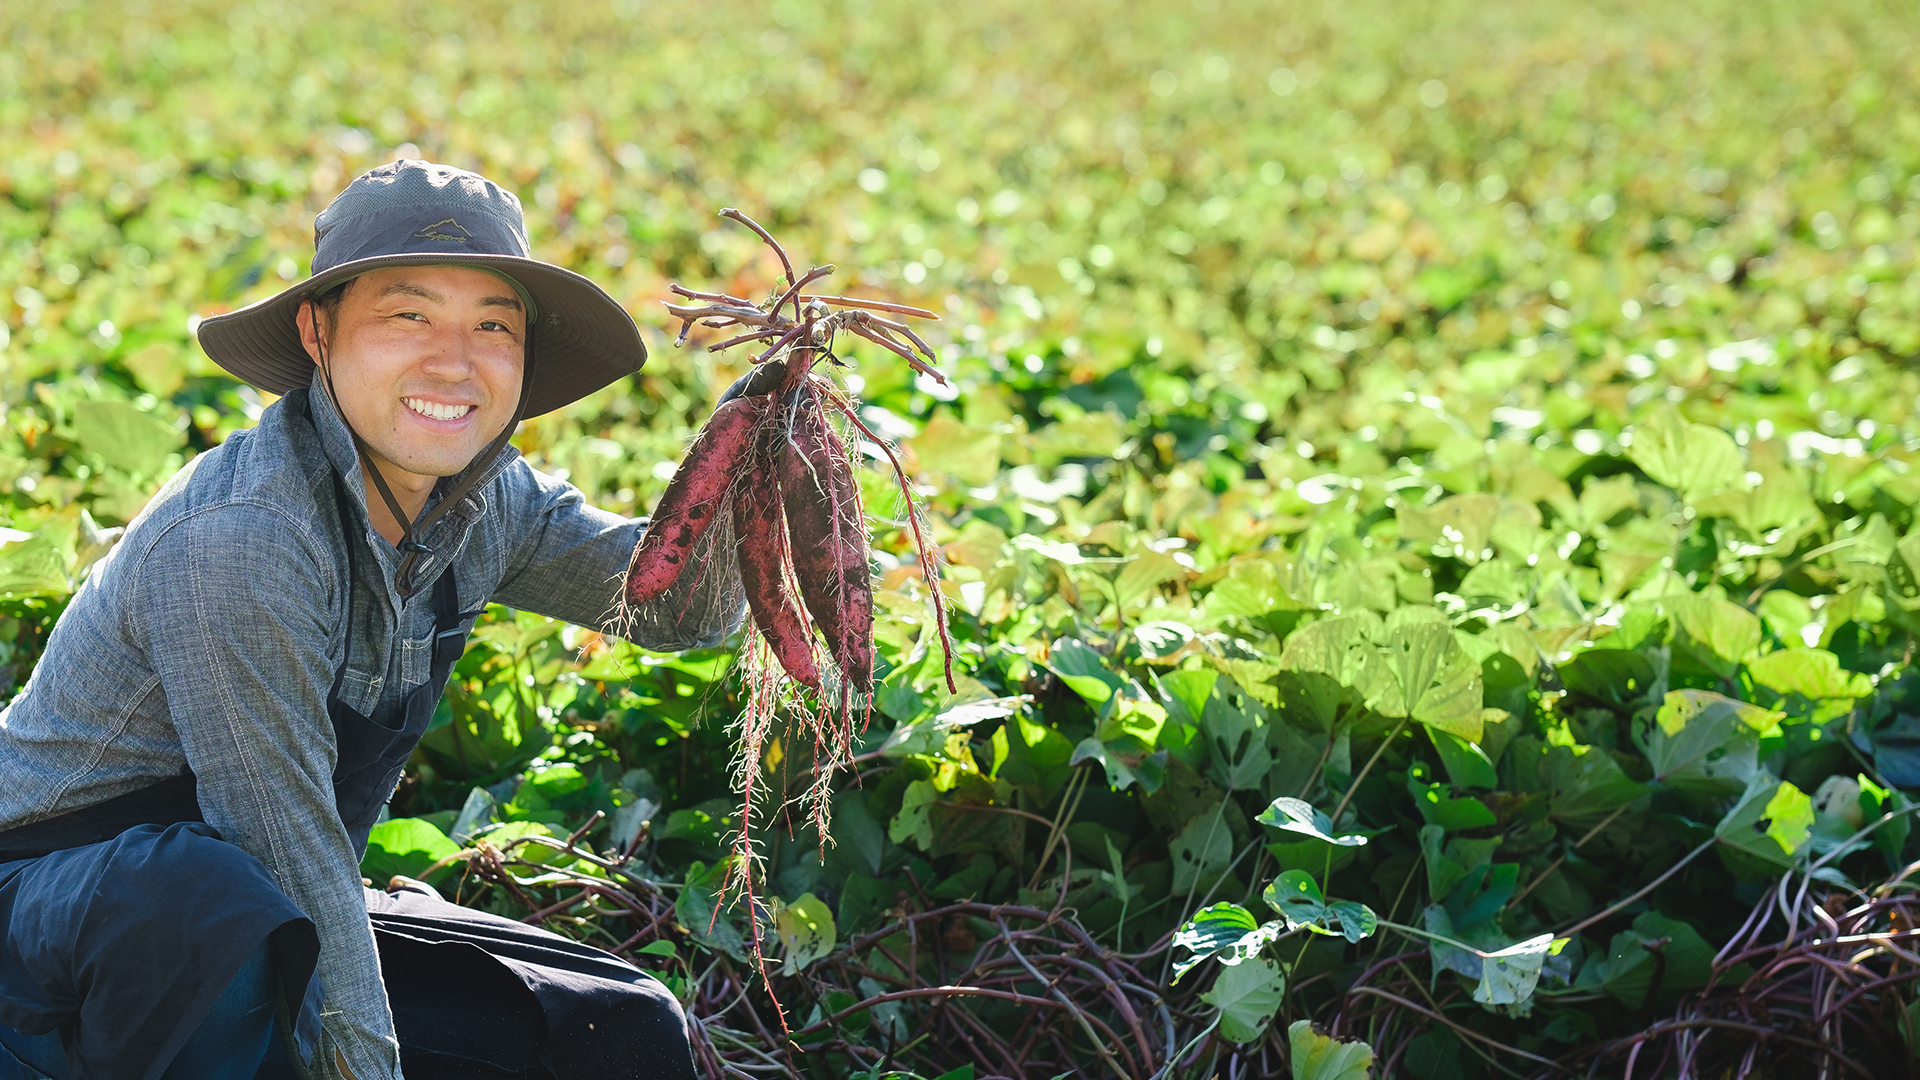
[6,0,1920,1075]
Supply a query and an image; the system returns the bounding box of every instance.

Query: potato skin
[734,462,822,690]
[624,396,765,605]
[778,387,874,693]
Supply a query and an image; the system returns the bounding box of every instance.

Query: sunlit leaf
[1287,1020,1375,1080]
[1044,636,1125,705]
[1171,901,1258,982]
[1715,773,1815,868]
[1646,689,1781,794]
[773,892,837,975]
[1628,409,1746,503]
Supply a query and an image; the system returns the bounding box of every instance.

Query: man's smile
[401,396,478,422]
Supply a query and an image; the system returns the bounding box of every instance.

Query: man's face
[297,265,526,485]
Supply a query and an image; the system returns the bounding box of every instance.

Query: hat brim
[195,253,646,417]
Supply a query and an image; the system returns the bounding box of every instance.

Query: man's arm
[134,505,400,1080]
[490,461,746,650]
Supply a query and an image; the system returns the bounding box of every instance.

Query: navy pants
[0,824,315,1080]
[0,943,278,1080]
[0,824,695,1080]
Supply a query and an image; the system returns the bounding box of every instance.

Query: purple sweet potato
[625,396,765,605]
[733,463,822,689]
[777,388,874,694]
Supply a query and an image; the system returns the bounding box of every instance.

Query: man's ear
[295,298,324,363]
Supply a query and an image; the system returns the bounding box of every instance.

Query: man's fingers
[714,360,788,408]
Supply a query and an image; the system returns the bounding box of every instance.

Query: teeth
[403,397,474,421]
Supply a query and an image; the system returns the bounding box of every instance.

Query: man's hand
[714,360,787,408]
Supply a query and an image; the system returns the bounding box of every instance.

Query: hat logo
[415,217,473,244]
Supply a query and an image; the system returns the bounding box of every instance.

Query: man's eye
[395,311,427,322]
[479,320,515,333]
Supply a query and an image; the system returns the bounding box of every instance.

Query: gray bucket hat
[196,159,645,416]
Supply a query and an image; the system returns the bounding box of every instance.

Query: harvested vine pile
[622,209,957,894]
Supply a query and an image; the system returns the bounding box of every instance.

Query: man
[0,161,739,1079]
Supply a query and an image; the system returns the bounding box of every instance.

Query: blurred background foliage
[5,0,1920,1074]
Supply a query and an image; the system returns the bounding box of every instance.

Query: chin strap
[315,318,537,598]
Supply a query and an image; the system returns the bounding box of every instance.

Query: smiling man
[0,162,736,1080]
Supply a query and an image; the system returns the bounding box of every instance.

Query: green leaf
[1408,763,1498,831]
[1012,533,1104,565]
[773,892,837,975]
[1628,408,1746,503]
[1326,901,1378,944]
[1044,636,1125,706]
[1421,905,1558,1007]
[1287,1019,1375,1080]
[1170,809,1235,892]
[1540,743,1648,829]
[1715,773,1814,868]
[1646,689,1781,794]
[1069,733,1167,793]
[1205,558,1307,632]
[1421,825,1500,902]
[881,695,1024,757]
[1202,957,1285,1043]
[1171,901,1259,982]
[675,858,746,960]
[1857,775,1913,869]
[1474,933,1558,1006]
[361,817,460,886]
[1279,611,1381,691]
[887,780,939,850]
[1430,730,1498,790]
[0,531,71,597]
[71,399,185,474]
[1594,912,1716,1008]
[1747,648,1874,723]
[483,820,573,865]
[1368,607,1485,742]
[912,412,1001,485]
[1204,678,1275,791]
[1158,668,1220,728]
[1273,670,1366,735]
[1667,595,1763,681]
[1263,869,1328,930]
[1255,797,1368,848]
[1133,620,1196,660]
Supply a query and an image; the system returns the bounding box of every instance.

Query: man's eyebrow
[377,281,444,303]
[375,280,522,313]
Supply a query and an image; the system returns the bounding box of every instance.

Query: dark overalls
[0,482,693,1079]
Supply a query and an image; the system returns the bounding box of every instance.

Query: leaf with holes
[1170,809,1235,893]
[1202,957,1286,1044]
[773,892,837,975]
[1171,902,1258,982]
[1288,1020,1375,1080]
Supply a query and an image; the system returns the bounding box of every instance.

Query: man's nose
[418,323,477,378]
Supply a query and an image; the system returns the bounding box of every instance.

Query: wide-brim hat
[196,159,645,417]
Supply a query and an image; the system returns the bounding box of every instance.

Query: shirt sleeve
[490,460,746,651]
[133,504,402,1080]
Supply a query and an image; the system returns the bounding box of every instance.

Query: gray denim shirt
[0,373,741,1078]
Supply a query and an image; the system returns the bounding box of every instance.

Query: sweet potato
[624,395,765,604]
[733,463,821,689]
[778,387,874,693]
